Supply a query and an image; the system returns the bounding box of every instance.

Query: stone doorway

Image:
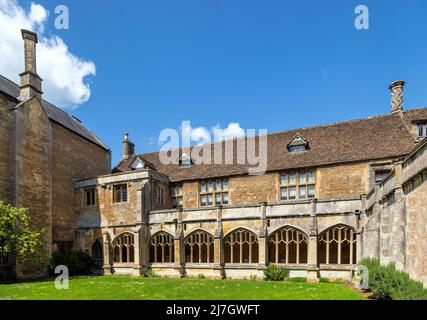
[92,240,103,273]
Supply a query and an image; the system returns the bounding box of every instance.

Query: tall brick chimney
[20,29,43,100]
[389,80,405,114]
[122,133,135,159]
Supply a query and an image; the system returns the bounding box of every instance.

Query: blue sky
[14,0,427,164]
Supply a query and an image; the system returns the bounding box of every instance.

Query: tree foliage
[0,201,47,267]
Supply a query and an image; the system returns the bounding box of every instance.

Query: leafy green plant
[289,277,307,283]
[263,263,289,281]
[145,268,158,278]
[319,277,330,283]
[48,251,94,276]
[0,201,47,269]
[359,258,427,300]
[197,273,205,279]
[249,274,258,281]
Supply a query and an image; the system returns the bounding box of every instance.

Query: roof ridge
[137,111,404,157]
[0,73,109,150]
[0,74,19,87]
[403,106,427,112]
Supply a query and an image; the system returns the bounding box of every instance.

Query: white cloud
[177,121,246,146]
[0,0,96,108]
[214,122,245,140]
[190,127,211,143]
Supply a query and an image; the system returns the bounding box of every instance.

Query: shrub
[145,269,158,278]
[263,264,289,281]
[48,251,93,276]
[319,277,329,283]
[249,274,258,281]
[289,277,307,283]
[330,278,345,284]
[197,273,205,279]
[359,258,427,300]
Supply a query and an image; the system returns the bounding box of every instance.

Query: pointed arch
[92,239,103,270]
[149,231,175,263]
[268,225,308,264]
[184,229,214,263]
[224,228,259,264]
[112,232,134,263]
[318,224,356,265]
[223,226,259,238]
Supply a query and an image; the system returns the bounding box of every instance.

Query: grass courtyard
[0,275,365,300]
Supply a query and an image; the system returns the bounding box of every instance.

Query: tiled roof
[0,75,109,150]
[114,110,425,182]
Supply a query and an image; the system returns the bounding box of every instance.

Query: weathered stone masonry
[1,30,426,286]
[0,30,111,277]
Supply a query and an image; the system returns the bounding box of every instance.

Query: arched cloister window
[150,232,174,263]
[224,228,259,264]
[112,233,134,263]
[0,237,8,265]
[318,225,356,265]
[184,230,214,263]
[268,226,308,264]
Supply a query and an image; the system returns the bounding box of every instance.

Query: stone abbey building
[1,30,426,286]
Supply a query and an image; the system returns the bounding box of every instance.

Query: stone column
[355,210,363,264]
[213,205,225,279]
[174,209,185,277]
[102,231,112,275]
[307,199,319,282]
[132,226,144,275]
[258,202,268,269]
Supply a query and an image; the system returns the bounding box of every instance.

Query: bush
[197,273,205,279]
[359,258,427,300]
[249,274,258,281]
[263,264,289,281]
[289,277,307,283]
[48,251,94,276]
[144,269,158,278]
[319,277,329,283]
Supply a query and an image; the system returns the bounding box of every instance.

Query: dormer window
[417,122,427,137]
[287,135,308,153]
[130,157,145,170]
[179,152,193,167]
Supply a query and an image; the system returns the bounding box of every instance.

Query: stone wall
[51,122,110,243]
[0,93,14,204]
[229,172,278,204]
[362,139,427,286]
[405,178,427,285]
[96,179,147,226]
[12,97,52,275]
[183,181,198,208]
[177,162,373,210]
[317,162,370,199]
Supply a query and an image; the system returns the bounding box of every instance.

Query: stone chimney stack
[122,133,135,159]
[389,80,405,114]
[20,29,43,100]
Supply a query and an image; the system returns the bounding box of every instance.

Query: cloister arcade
[102,223,358,279]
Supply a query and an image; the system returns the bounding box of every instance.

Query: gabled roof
[287,133,309,150]
[112,154,156,173]
[114,110,426,182]
[0,75,109,151]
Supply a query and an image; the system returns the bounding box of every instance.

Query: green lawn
[0,276,365,300]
